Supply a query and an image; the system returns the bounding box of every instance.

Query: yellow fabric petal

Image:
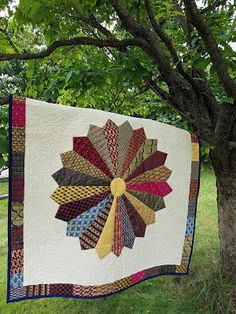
[124,191,155,225]
[95,196,117,259]
[50,186,110,204]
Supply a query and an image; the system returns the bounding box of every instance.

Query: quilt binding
[7,96,200,302]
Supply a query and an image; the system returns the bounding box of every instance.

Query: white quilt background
[23,98,192,286]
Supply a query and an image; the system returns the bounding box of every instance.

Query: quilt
[7,96,200,302]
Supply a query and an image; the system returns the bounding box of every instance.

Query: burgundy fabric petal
[126,151,167,182]
[73,137,113,179]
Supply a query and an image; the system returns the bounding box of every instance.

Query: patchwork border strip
[7,96,200,302]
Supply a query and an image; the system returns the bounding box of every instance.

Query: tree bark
[210,148,236,278]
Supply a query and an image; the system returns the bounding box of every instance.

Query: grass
[0,181,8,195]
[0,166,235,314]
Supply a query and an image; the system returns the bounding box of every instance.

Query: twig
[184,0,236,100]
[201,0,227,13]
[0,96,9,105]
[0,37,144,61]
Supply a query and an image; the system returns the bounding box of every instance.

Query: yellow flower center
[110,178,126,197]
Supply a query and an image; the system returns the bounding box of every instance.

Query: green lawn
[0,167,235,314]
[0,181,8,195]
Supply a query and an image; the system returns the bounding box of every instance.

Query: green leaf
[0,156,6,169]
[223,97,234,104]
[28,2,42,19]
[193,58,210,70]
[0,135,8,154]
[65,70,73,83]
[18,0,33,15]
[26,69,34,78]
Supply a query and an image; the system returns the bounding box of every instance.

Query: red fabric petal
[127,182,172,197]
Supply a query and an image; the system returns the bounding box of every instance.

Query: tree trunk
[210,148,236,278]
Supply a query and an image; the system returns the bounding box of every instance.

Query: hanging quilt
[7,96,200,302]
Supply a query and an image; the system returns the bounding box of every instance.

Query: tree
[0,0,235,278]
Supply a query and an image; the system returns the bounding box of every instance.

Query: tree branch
[136,0,142,21]
[146,79,196,121]
[144,0,195,85]
[75,10,187,113]
[201,0,227,13]
[74,9,194,112]
[144,0,179,64]
[147,79,172,104]
[73,10,115,39]
[0,96,9,105]
[109,0,215,131]
[109,0,191,90]
[131,84,151,98]
[0,36,144,61]
[76,11,122,57]
[172,0,193,42]
[184,0,236,101]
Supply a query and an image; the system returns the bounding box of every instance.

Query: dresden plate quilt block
[7,96,200,302]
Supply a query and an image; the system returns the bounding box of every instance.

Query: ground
[0,167,235,314]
